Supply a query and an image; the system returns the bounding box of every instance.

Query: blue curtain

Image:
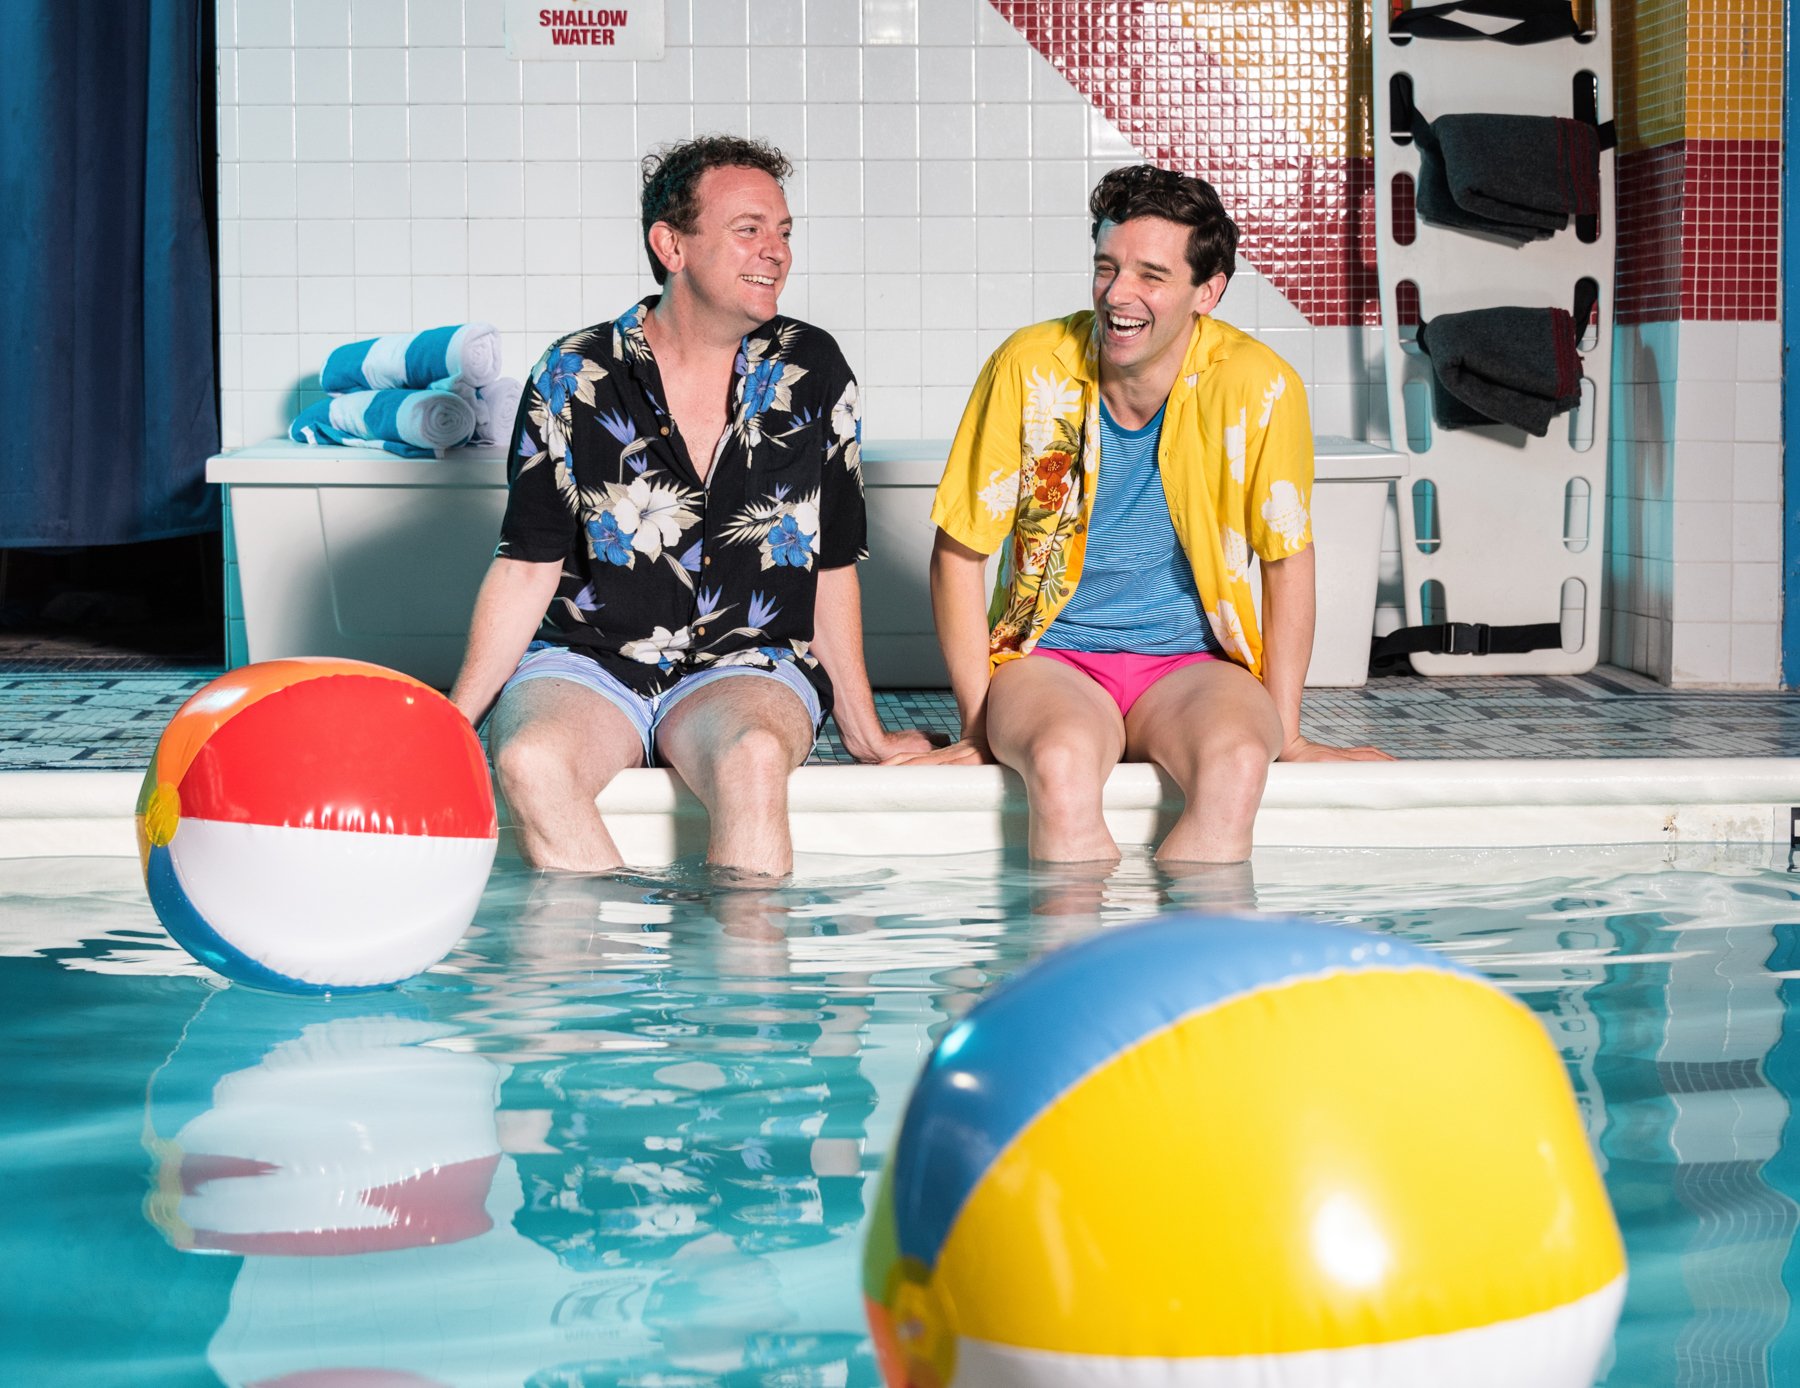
[0,0,218,547]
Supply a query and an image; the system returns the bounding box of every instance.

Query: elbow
[930,528,987,590]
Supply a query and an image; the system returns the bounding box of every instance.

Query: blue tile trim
[4,670,1799,771]
[1784,0,1798,687]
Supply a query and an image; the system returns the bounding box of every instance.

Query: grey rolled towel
[1439,114,1600,234]
[1416,306,1582,436]
[1412,117,1544,242]
[1413,113,1600,242]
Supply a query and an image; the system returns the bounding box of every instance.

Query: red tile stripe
[991,4,1776,327]
[1682,139,1779,322]
[991,0,1380,326]
[1615,143,1684,322]
[1617,139,1779,323]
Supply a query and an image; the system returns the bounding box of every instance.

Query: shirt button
[659,425,670,436]
[702,556,711,567]
[696,626,707,635]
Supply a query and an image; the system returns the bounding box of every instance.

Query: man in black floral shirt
[450,137,933,876]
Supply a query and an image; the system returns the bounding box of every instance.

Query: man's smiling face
[662,164,793,329]
[1091,215,1223,381]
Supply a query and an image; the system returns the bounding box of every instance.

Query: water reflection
[8,846,1798,1384]
[486,870,887,1382]
[143,990,502,1257]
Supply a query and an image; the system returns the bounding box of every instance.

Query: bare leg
[1125,659,1284,864]
[655,674,815,877]
[987,656,1127,863]
[488,678,646,871]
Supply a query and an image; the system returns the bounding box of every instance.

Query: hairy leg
[987,656,1127,863]
[654,673,815,878]
[1125,659,1284,863]
[488,678,646,871]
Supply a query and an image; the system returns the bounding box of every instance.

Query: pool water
[4,843,1800,1386]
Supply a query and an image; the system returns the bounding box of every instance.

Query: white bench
[208,437,1404,689]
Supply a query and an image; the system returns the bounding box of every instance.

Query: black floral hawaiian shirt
[497,298,867,713]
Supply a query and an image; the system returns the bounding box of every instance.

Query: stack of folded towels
[290,322,524,458]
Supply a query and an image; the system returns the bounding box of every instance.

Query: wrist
[836,716,887,762]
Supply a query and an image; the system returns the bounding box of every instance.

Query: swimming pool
[4,842,1798,1385]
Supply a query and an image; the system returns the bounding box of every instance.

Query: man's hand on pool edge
[883,735,992,766]
[848,727,948,764]
[1278,734,1394,763]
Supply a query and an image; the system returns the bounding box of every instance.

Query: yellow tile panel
[1614,0,1687,151]
[1686,1,1782,139]
[1172,1,1368,157]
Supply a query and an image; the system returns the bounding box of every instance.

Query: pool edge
[6,759,1798,861]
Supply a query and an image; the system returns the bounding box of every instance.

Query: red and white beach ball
[137,659,497,992]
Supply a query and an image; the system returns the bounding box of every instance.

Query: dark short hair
[639,135,793,285]
[1088,164,1239,286]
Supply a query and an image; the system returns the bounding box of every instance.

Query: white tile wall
[1605,320,1787,687]
[216,0,1784,686]
[217,0,1385,448]
[1605,321,1676,682]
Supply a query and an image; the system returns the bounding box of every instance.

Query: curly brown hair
[639,135,794,285]
[1088,164,1239,287]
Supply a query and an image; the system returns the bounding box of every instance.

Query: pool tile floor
[0,666,1794,771]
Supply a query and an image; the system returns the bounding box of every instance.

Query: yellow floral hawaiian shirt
[930,311,1314,680]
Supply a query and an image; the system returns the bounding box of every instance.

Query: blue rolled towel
[290,389,477,458]
[319,322,502,394]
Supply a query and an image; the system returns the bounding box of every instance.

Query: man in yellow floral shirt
[927,165,1387,864]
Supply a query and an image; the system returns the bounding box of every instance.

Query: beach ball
[864,916,1626,1387]
[137,659,497,992]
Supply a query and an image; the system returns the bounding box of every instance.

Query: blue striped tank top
[1037,398,1219,655]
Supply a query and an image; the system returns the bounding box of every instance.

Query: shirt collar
[1056,311,1233,396]
[612,296,658,362]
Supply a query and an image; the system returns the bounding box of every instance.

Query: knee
[493,728,568,805]
[1019,733,1109,805]
[1195,730,1274,804]
[711,723,798,793]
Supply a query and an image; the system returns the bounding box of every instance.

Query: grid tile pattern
[1611,0,1781,325]
[214,0,1787,690]
[4,667,1795,771]
[1616,143,1685,323]
[0,673,226,770]
[216,0,1150,444]
[995,0,1379,326]
[1613,0,1686,153]
[1603,0,1782,685]
[1683,139,1780,321]
[216,0,1391,442]
[1686,0,1781,141]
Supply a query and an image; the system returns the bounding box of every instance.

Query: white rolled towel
[472,378,525,446]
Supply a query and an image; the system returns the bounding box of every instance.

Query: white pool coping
[4,759,1797,862]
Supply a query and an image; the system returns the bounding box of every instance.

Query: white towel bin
[209,436,1405,690]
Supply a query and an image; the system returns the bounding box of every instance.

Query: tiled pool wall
[213,0,1784,687]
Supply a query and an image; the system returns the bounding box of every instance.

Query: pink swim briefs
[1028,648,1218,718]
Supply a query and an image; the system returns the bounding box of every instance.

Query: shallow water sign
[503,2,664,59]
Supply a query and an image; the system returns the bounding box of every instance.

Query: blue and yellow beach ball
[137,659,497,992]
[865,916,1625,1387]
